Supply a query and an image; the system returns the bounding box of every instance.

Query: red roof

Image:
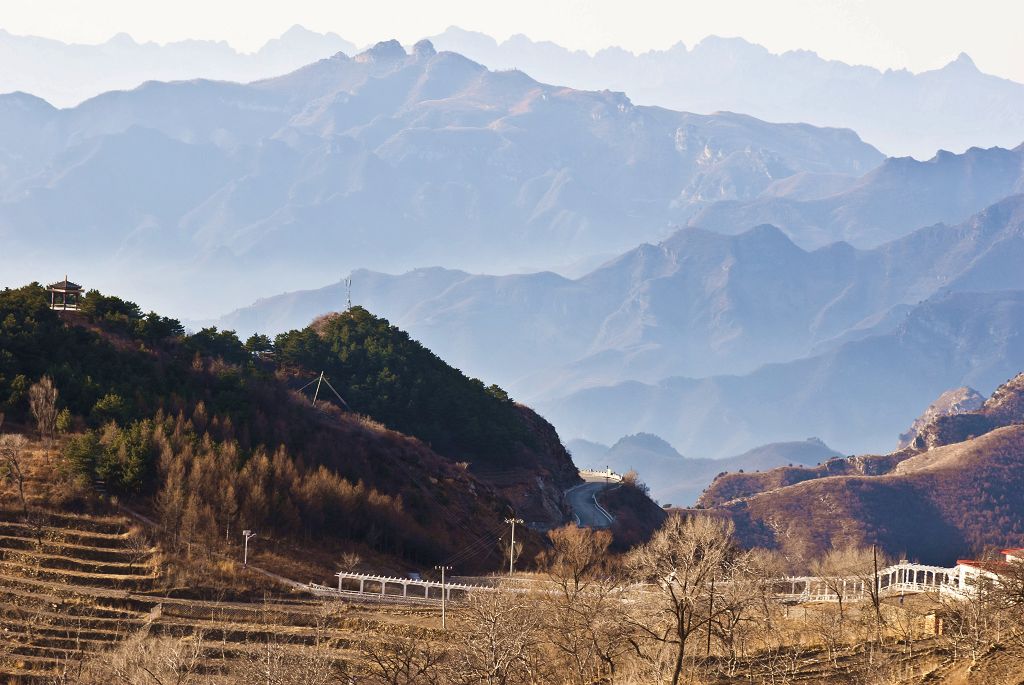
[958,558,1010,573]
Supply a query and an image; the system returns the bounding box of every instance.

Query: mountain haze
[0,26,355,107]
[0,40,881,317]
[544,290,1024,458]
[430,28,1024,159]
[569,434,838,506]
[690,144,1024,249]
[218,192,1024,405]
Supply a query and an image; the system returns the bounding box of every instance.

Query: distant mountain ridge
[544,289,1024,458]
[689,144,1024,249]
[0,25,355,107]
[569,435,838,506]
[6,26,1023,160]
[429,28,1024,159]
[216,191,1024,407]
[0,39,881,317]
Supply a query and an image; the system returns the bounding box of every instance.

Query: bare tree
[710,548,787,677]
[1,433,31,521]
[806,544,878,657]
[937,570,1002,664]
[625,513,733,685]
[234,603,348,685]
[78,632,209,685]
[536,525,632,683]
[357,634,449,685]
[339,551,363,573]
[448,584,547,685]
[125,527,154,574]
[29,376,59,462]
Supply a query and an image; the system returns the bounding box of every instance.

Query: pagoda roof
[47,277,82,291]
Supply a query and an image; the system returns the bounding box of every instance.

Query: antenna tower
[345,277,352,310]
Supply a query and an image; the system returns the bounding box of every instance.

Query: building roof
[47,277,82,291]
[958,558,1011,573]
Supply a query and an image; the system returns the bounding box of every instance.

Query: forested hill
[0,283,579,570]
[273,307,563,473]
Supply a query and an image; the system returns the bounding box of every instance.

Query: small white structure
[952,547,1024,595]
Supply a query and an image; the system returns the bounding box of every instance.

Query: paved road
[565,477,615,528]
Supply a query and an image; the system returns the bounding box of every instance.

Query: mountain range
[0,26,354,108]
[216,184,1024,456]
[4,25,1024,159]
[0,39,881,317]
[568,433,839,506]
[428,28,1024,159]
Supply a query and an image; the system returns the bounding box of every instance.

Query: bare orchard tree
[993,557,1024,658]
[356,633,450,685]
[76,632,210,685]
[447,584,548,685]
[0,433,31,520]
[709,548,788,677]
[806,544,878,654]
[234,603,349,685]
[29,375,59,461]
[936,569,1002,665]
[339,550,363,573]
[625,513,734,685]
[535,525,633,683]
[124,526,154,574]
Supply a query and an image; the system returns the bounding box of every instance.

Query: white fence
[309,572,492,605]
[775,563,967,603]
[308,562,979,606]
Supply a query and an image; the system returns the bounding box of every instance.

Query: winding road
[565,477,616,528]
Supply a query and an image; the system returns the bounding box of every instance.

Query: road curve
[565,478,615,529]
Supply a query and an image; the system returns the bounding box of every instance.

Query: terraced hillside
[0,506,445,683]
[0,435,445,683]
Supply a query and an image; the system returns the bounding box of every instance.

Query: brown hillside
[697,453,906,507]
[699,372,1024,508]
[719,425,1024,564]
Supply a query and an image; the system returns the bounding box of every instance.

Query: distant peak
[106,32,137,46]
[944,52,978,71]
[743,223,792,242]
[356,39,408,63]
[693,35,768,57]
[413,39,436,59]
[279,24,317,40]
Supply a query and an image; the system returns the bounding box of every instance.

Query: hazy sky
[3,0,1022,81]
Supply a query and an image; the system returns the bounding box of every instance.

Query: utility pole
[312,371,325,406]
[872,544,883,645]
[435,565,452,630]
[707,575,715,657]
[242,529,257,568]
[505,518,523,576]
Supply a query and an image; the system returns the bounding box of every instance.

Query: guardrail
[579,469,623,482]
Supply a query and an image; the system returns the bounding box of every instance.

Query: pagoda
[47,276,83,311]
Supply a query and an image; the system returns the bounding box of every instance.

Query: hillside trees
[273,308,532,468]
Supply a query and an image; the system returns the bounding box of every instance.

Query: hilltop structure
[47,276,82,310]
